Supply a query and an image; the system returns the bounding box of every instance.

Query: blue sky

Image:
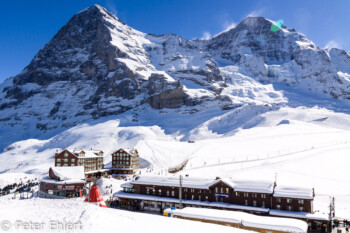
[0,0,349,83]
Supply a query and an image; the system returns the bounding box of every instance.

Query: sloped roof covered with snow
[166,207,308,233]
[51,166,85,181]
[273,186,314,199]
[41,177,85,184]
[227,179,275,194]
[117,148,137,155]
[131,175,219,189]
[67,149,103,158]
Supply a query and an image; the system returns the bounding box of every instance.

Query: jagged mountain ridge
[0,4,350,150]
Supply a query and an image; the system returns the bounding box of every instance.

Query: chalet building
[110,148,140,175]
[54,149,104,172]
[114,175,329,232]
[39,166,85,198]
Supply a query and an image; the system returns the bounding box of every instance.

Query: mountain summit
[0,5,350,150]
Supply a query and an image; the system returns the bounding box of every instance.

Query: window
[64,153,68,157]
[199,196,201,201]
[298,200,304,204]
[215,187,218,193]
[159,189,162,195]
[244,193,249,197]
[57,159,61,162]
[63,164,68,167]
[192,195,194,200]
[287,206,292,211]
[172,191,175,197]
[64,159,68,162]
[261,194,266,198]
[299,207,304,212]
[262,201,265,208]
[166,190,169,196]
[206,196,208,201]
[191,188,194,193]
[252,193,257,198]
[276,205,281,210]
[287,198,291,203]
[184,188,187,192]
[221,187,224,193]
[253,200,257,206]
[226,188,229,193]
[236,192,240,197]
[245,200,248,206]
[71,159,75,162]
[277,198,281,202]
[57,163,61,166]
[147,189,150,195]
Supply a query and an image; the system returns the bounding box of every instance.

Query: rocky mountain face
[204,17,350,98]
[0,5,350,150]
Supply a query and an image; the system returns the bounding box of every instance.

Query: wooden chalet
[113,175,330,232]
[39,166,85,198]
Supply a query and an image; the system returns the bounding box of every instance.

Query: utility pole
[179,175,183,209]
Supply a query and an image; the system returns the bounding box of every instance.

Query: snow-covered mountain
[1,5,350,151]
[1,4,350,181]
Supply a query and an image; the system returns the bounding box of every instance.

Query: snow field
[0,197,256,233]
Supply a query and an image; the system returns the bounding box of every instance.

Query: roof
[67,149,103,158]
[269,210,329,221]
[166,207,308,233]
[51,166,85,181]
[121,183,133,188]
[116,148,137,155]
[114,191,269,213]
[273,186,314,199]
[227,179,275,194]
[131,175,219,189]
[40,177,85,184]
